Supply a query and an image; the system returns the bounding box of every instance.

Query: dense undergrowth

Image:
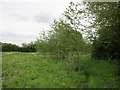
[2,52,119,88]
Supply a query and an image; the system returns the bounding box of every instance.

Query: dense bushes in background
[0,42,2,51]
[1,42,36,52]
[2,43,20,52]
[88,2,120,60]
[61,2,120,60]
[21,42,36,52]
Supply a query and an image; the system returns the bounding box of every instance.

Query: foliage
[0,42,2,52]
[21,42,36,52]
[36,19,87,60]
[2,43,21,52]
[2,1,119,88]
[88,2,120,60]
[63,2,96,42]
[1,42,36,52]
[63,1,120,60]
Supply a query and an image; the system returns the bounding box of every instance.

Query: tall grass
[2,52,118,88]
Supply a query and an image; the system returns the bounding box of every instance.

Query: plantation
[2,52,118,88]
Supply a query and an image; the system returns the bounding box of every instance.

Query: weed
[2,52,118,88]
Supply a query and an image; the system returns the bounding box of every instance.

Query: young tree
[36,19,85,60]
[63,2,96,43]
[63,1,120,60]
[88,2,120,60]
[36,31,49,58]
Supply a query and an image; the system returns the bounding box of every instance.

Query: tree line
[1,42,36,52]
[36,2,120,60]
[1,2,120,61]
[36,19,91,60]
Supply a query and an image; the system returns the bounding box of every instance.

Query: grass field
[2,52,119,88]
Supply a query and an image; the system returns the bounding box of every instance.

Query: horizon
[0,0,81,46]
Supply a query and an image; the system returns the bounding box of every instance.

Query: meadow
[2,52,118,88]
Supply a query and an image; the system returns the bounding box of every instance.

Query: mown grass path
[2,52,118,88]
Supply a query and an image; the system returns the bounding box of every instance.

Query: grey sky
[1,0,118,46]
[0,0,81,46]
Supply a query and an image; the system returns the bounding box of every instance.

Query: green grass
[0,52,2,89]
[2,52,119,88]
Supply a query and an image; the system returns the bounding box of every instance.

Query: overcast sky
[0,0,82,46]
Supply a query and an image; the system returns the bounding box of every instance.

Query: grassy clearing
[2,52,118,88]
